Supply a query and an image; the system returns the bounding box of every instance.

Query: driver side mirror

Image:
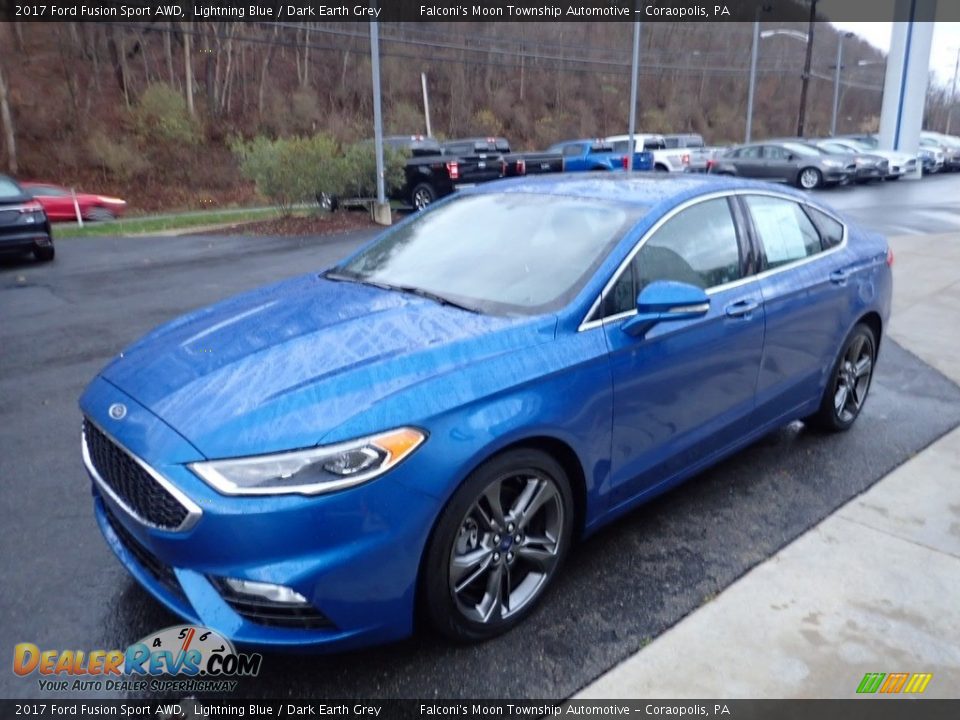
[622,281,710,338]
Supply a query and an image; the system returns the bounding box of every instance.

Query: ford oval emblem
[108,403,127,420]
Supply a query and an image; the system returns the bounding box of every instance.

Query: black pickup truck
[443,137,564,177]
[381,135,459,210]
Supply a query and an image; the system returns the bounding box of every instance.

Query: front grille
[83,419,190,531]
[102,503,184,599]
[212,578,336,630]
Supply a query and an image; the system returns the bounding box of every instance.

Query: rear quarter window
[805,206,845,249]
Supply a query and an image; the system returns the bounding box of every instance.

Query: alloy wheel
[799,168,821,189]
[448,471,564,624]
[833,332,874,423]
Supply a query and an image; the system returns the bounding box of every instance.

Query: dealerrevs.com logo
[13,625,262,693]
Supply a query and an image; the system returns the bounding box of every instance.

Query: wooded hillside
[0,20,953,211]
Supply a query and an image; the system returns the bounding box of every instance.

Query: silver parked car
[710,142,855,189]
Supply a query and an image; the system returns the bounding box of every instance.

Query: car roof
[467,172,815,209]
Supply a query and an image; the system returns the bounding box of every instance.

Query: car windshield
[0,177,24,199]
[332,193,645,315]
[783,142,822,157]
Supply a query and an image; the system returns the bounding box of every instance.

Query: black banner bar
[1,700,959,719]
[6,0,960,23]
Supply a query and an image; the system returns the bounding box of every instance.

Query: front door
[600,197,765,505]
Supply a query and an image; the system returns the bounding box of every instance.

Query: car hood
[99,273,551,458]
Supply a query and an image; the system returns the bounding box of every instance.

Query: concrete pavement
[577,233,960,699]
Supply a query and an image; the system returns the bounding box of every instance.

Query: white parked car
[815,138,918,179]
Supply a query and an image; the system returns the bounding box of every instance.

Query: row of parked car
[384,129,960,209]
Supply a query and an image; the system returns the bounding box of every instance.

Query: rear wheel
[422,448,574,642]
[34,245,55,262]
[806,323,877,432]
[411,183,436,211]
[797,167,823,190]
[86,207,115,221]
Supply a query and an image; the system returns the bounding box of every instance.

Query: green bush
[133,83,201,146]
[339,142,408,199]
[231,134,341,214]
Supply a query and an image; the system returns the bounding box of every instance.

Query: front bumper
[81,378,441,650]
[823,168,854,184]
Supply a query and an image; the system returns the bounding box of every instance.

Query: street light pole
[831,32,854,136]
[369,19,389,225]
[947,47,960,135]
[746,19,760,143]
[627,20,642,171]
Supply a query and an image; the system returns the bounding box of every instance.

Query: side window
[805,206,845,249]
[602,198,743,317]
[763,145,786,160]
[744,195,823,269]
[740,146,762,159]
[635,198,742,291]
[563,144,583,157]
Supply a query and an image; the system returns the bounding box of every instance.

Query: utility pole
[626,20,642,171]
[947,47,960,135]
[797,0,818,137]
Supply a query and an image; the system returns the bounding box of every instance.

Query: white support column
[878,0,936,176]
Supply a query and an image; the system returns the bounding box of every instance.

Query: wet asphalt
[2,176,960,701]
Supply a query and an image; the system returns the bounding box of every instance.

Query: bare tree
[0,54,17,173]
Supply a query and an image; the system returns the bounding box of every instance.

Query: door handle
[724,298,760,318]
[830,269,850,285]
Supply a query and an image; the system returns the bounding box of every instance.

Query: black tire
[806,323,877,432]
[797,167,823,190]
[886,175,902,181]
[421,447,574,643]
[411,183,436,211]
[34,245,55,262]
[317,193,339,212]
[86,207,115,222]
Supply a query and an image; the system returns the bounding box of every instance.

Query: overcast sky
[829,21,960,87]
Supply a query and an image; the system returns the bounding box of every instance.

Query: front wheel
[806,323,877,432]
[422,448,574,642]
[797,167,823,190]
[411,183,436,211]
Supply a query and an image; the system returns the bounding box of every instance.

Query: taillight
[682,153,690,165]
[516,159,526,175]
[22,200,43,213]
[446,161,460,180]
[886,247,894,266]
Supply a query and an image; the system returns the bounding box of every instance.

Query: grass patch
[52,207,293,239]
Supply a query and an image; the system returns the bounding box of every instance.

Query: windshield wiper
[389,284,481,314]
[324,270,480,314]
[323,269,392,291]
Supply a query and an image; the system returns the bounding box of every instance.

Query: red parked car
[20,182,127,222]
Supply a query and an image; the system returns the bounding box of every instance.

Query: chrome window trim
[81,418,202,534]
[578,188,848,332]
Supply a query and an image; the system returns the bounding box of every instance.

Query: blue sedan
[80,175,892,650]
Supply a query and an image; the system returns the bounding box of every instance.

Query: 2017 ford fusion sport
[80,175,892,650]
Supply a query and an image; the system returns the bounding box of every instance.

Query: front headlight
[190,427,426,496]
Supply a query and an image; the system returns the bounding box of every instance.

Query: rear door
[739,193,854,425]
[732,145,765,177]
